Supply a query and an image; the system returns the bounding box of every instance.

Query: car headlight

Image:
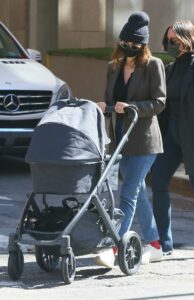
[56,83,72,101]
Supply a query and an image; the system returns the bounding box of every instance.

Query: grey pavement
[1,157,194,299]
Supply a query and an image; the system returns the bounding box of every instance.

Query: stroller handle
[96,104,138,191]
[123,106,139,119]
[105,106,115,113]
[105,105,138,119]
[60,97,79,106]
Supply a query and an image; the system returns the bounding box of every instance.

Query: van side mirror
[27,48,42,63]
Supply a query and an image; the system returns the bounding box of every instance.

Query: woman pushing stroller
[95,11,166,267]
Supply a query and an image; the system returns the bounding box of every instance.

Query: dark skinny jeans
[152,118,194,252]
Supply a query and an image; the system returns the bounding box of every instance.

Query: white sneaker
[141,244,163,265]
[93,248,115,269]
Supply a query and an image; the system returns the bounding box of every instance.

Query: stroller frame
[8,106,142,284]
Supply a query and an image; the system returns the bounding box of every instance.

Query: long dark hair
[163,21,194,52]
[162,26,171,51]
[111,43,151,68]
[172,20,194,52]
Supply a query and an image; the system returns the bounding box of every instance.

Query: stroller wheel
[35,246,60,272]
[61,254,76,284]
[118,231,142,275]
[8,248,24,280]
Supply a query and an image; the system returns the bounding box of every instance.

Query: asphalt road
[0,156,31,246]
[1,156,194,300]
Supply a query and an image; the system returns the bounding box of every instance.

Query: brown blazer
[104,56,166,155]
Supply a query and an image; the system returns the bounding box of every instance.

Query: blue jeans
[152,119,194,252]
[119,154,159,243]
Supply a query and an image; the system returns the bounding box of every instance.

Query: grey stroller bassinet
[25,97,116,194]
[8,97,142,284]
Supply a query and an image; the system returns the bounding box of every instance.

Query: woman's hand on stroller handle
[97,102,115,113]
[105,105,115,113]
[106,103,138,117]
[115,102,138,114]
[123,105,139,117]
[98,101,138,118]
[97,102,106,113]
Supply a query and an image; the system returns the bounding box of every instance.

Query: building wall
[111,0,194,52]
[49,56,107,102]
[145,0,194,52]
[1,0,194,56]
[0,0,58,59]
[0,0,29,47]
[58,0,194,52]
[58,0,106,48]
[29,0,58,57]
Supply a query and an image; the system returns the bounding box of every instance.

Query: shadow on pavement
[0,256,120,289]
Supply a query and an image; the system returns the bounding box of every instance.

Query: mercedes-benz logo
[3,94,20,112]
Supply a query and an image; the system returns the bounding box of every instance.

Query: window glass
[0,24,28,59]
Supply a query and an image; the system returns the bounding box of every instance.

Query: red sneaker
[113,245,118,255]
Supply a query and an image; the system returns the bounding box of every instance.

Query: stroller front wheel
[8,248,24,280]
[118,231,142,275]
[61,254,76,284]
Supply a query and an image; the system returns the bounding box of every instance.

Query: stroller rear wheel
[35,246,60,272]
[118,231,142,275]
[61,254,76,284]
[8,248,24,280]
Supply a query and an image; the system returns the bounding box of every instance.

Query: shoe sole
[163,251,173,256]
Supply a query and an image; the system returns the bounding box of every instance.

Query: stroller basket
[24,199,106,256]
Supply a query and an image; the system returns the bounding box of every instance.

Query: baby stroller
[7,98,142,284]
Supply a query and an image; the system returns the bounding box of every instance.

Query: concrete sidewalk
[1,208,194,300]
[1,158,194,299]
[0,160,194,253]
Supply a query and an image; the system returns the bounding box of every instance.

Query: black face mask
[166,41,181,58]
[123,46,142,57]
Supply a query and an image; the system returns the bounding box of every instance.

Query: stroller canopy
[26,98,110,165]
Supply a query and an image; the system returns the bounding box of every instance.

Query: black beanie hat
[119,11,150,44]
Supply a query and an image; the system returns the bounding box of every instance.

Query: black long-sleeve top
[113,66,132,103]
